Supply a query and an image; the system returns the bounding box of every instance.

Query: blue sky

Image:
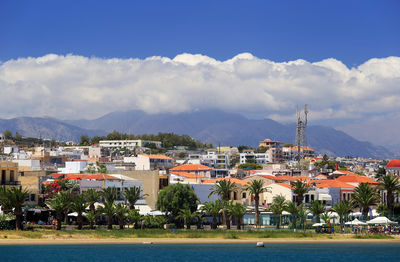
[1,0,399,66]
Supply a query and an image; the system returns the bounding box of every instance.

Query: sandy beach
[0,237,399,245]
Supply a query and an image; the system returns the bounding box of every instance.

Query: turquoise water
[1,243,399,261]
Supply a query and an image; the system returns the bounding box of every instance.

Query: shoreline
[1,237,400,245]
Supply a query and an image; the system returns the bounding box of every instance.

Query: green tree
[379,175,400,217]
[3,129,12,140]
[238,162,262,170]
[270,195,287,229]
[309,200,325,223]
[80,135,90,146]
[127,209,142,229]
[71,194,87,230]
[84,189,100,212]
[47,191,73,230]
[178,208,198,229]
[1,187,29,230]
[375,167,387,179]
[209,180,237,229]
[115,203,129,229]
[284,201,299,229]
[244,179,269,227]
[84,210,98,229]
[201,200,223,229]
[14,132,23,140]
[227,202,247,230]
[297,204,307,231]
[98,200,116,230]
[123,186,142,210]
[101,187,119,203]
[157,184,199,227]
[331,200,354,225]
[352,182,380,219]
[290,180,309,206]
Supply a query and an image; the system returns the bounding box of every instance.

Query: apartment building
[0,161,20,186]
[99,140,162,150]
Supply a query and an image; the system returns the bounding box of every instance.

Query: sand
[0,237,399,245]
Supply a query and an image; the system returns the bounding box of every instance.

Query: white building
[58,161,87,174]
[12,159,41,171]
[239,152,270,165]
[124,154,173,170]
[99,140,162,150]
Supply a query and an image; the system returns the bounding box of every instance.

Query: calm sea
[1,243,399,261]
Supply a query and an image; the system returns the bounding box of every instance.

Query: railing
[0,181,21,186]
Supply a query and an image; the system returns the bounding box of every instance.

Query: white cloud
[0,53,399,122]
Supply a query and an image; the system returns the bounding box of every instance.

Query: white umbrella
[367,216,398,225]
[312,223,326,227]
[67,212,87,217]
[345,218,367,226]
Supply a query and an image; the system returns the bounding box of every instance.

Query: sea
[1,243,399,261]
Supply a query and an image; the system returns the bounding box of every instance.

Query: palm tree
[228,202,247,230]
[47,191,72,230]
[178,209,198,229]
[320,211,330,223]
[284,201,299,229]
[123,186,142,210]
[85,189,100,212]
[127,209,142,229]
[84,210,98,229]
[98,200,116,230]
[115,203,129,229]
[0,187,12,214]
[379,175,400,217]
[352,182,380,219]
[71,194,87,230]
[290,180,309,206]
[201,200,223,229]
[5,187,30,230]
[209,180,237,229]
[101,187,119,203]
[244,179,269,227]
[270,195,287,229]
[331,200,354,225]
[309,200,325,223]
[297,204,307,231]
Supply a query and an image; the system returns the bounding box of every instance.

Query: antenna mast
[295,104,308,170]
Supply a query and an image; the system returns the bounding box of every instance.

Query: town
[0,130,399,234]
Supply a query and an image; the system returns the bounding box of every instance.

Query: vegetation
[331,200,354,224]
[270,195,287,229]
[209,180,237,229]
[123,186,142,210]
[309,200,325,223]
[46,191,72,230]
[290,180,309,206]
[157,184,199,227]
[201,200,223,229]
[238,163,263,170]
[0,187,30,230]
[227,202,246,230]
[352,182,380,218]
[379,175,400,217]
[285,201,299,229]
[244,179,269,227]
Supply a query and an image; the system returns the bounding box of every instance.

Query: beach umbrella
[367,216,398,225]
[345,218,367,226]
[312,223,326,227]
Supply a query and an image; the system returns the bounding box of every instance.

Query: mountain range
[0,110,393,159]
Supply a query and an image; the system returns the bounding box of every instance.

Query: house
[170,164,213,178]
[310,179,355,205]
[386,159,400,176]
[202,177,250,205]
[169,172,208,184]
[99,140,162,150]
[0,162,19,186]
[124,154,173,170]
[336,174,378,186]
[263,183,293,206]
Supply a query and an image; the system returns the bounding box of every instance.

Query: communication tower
[295,104,308,169]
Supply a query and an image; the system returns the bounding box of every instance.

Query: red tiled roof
[275,182,292,189]
[336,175,378,185]
[310,180,355,189]
[64,173,119,180]
[336,170,357,176]
[274,176,310,182]
[387,159,400,168]
[256,174,277,180]
[170,164,213,171]
[203,178,249,186]
[170,172,208,179]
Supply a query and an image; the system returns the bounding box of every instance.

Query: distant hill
[0,110,393,158]
[67,110,393,159]
[0,117,105,142]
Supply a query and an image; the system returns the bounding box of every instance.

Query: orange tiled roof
[275,182,292,189]
[310,180,355,189]
[170,172,208,179]
[336,170,357,176]
[387,159,400,168]
[141,154,173,160]
[170,164,213,171]
[256,174,277,180]
[336,175,378,185]
[203,178,249,186]
[65,173,119,180]
[274,176,310,182]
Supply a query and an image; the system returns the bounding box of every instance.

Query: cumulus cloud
[0,53,399,122]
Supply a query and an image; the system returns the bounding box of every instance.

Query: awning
[318,193,332,201]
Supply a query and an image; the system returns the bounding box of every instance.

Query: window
[233,192,237,200]
[311,195,314,201]
[10,171,14,182]
[242,192,246,198]
[30,194,36,201]
[305,195,309,203]
[19,172,24,177]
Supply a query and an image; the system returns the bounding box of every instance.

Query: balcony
[0,181,21,186]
